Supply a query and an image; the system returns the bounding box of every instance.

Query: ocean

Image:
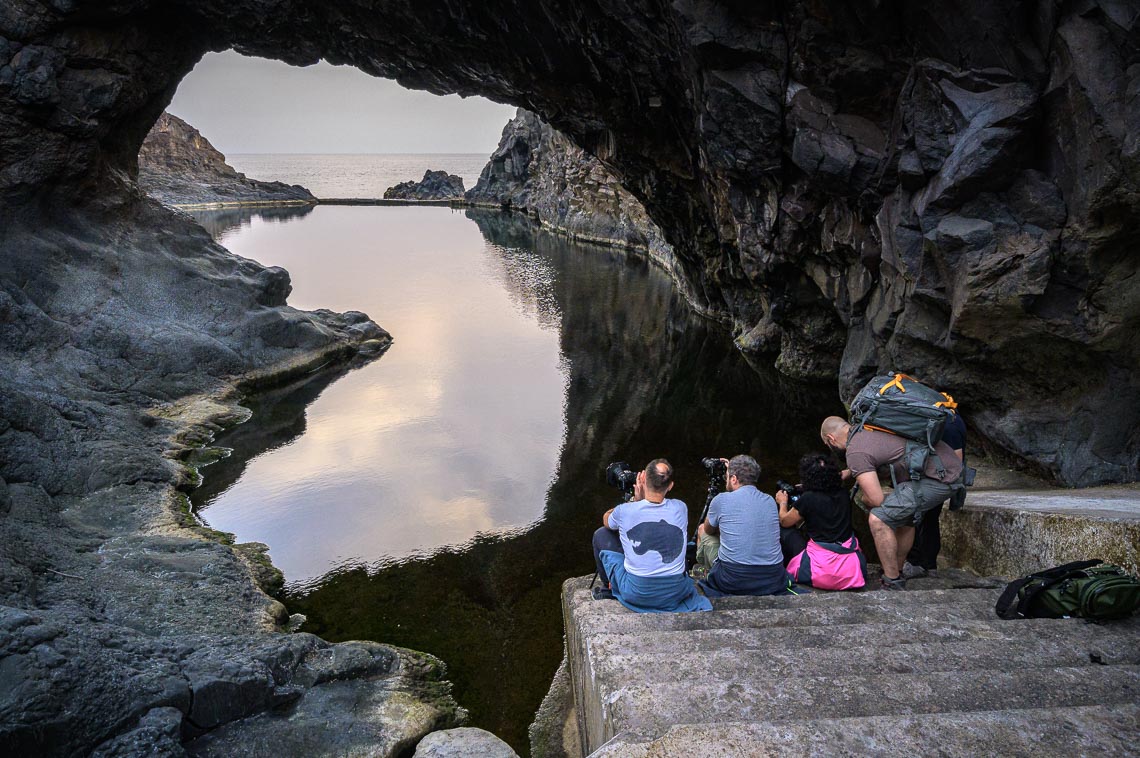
[227,152,491,199]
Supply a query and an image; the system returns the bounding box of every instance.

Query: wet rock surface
[384,170,465,200]
[3,1,1135,483]
[139,113,315,208]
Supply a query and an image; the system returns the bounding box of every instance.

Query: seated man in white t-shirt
[591,459,712,613]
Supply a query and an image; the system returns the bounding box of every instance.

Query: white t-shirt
[608,498,688,577]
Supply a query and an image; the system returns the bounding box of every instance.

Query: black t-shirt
[941,413,967,463]
[789,489,853,543]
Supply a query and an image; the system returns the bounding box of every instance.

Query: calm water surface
[190,206,843,752]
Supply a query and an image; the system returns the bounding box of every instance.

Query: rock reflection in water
[276,210,843,751]
[186,202,314,242]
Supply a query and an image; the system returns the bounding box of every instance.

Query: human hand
[775,489,788,508]
[633,470,646,501]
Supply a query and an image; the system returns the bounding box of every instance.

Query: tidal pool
[190,205,844,752]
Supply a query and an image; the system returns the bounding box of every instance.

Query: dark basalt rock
[138,112,315,208]
[468,109,676,272]
[1,1,1137,485]
[384,169,464,200]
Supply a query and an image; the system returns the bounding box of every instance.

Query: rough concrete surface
[562,574,1140,756]
[941,484,1140,576]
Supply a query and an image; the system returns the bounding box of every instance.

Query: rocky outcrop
[467,109,674,270]
[384,170,465,200]
[414,727,519,757]
[138,112,315,207]
[0,187,468,752]
[4,0,1128,483]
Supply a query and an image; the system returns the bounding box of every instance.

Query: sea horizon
[227,152,492,198]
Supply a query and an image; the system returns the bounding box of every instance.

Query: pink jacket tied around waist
[786,534,867,591]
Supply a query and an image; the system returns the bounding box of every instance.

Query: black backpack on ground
[848,373,958,485]
[995,559,1140,621]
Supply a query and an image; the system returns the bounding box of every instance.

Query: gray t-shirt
[707,485,782,566]
[608,498,688,577]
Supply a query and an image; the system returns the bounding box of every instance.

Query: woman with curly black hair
[776,453,867,590]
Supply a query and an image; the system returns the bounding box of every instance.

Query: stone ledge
[941,485,1140,576]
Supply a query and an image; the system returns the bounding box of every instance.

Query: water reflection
[193,206,565,581]
[187,203,314,241]
[191,205,844,752]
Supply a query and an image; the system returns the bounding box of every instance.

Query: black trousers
[780,526,808,566]
[592,527,623,585]
[907,503,943,570]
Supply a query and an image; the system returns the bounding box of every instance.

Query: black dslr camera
[605,461,637,498]
[776,480,802,505]
[701,457,727,478]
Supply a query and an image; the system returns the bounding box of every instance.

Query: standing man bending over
[592,459,712,613]
[695,454,789,597]
[820,416,963,590]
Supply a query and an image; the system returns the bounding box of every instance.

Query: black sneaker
[880,575,907,591]
[592,585,614,601]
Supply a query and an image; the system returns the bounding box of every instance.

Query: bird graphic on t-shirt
[627,519,684,563]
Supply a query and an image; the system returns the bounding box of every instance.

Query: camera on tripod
[605,461,637,498]
[701,457,727,478]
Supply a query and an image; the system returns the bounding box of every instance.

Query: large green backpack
[995,560,1140,621]
[848,373,958,484]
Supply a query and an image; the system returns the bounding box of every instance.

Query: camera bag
[995,559,1140,621]
[848,373,958,483]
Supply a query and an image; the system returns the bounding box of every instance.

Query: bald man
[820,417,963,589]
[592,459,713,613]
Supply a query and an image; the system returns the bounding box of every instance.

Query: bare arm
[776,489,803,528]
[603,508,616,529]
[855,471,884,508]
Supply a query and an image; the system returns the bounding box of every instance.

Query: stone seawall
[941,486,1140,577]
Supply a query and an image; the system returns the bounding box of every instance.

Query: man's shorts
[696,533,720,573]
[870,478,954,529]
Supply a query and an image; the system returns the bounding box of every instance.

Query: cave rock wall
[2,0,1138,484]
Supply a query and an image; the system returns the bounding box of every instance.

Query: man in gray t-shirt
[695,455,789,597]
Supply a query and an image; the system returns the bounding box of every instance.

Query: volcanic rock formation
[468,109,674,270]
[5,0,1132,484]
[138,112,315,207]
[384,169,465,200]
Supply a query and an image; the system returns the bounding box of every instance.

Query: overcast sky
[168,51,517,155]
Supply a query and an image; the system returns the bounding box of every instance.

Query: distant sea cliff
[138,112,315,208]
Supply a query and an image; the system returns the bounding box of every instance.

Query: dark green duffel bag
[995,559,1140,621]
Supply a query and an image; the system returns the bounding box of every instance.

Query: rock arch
[2,0,1138,483]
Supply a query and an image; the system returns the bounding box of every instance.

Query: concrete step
[568,584,1001,618]
[583,616,1134,657]
[593,634,1140,688]
[602,665,1140,738]
[589,703,1140,757]
[573,590,1003,636]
